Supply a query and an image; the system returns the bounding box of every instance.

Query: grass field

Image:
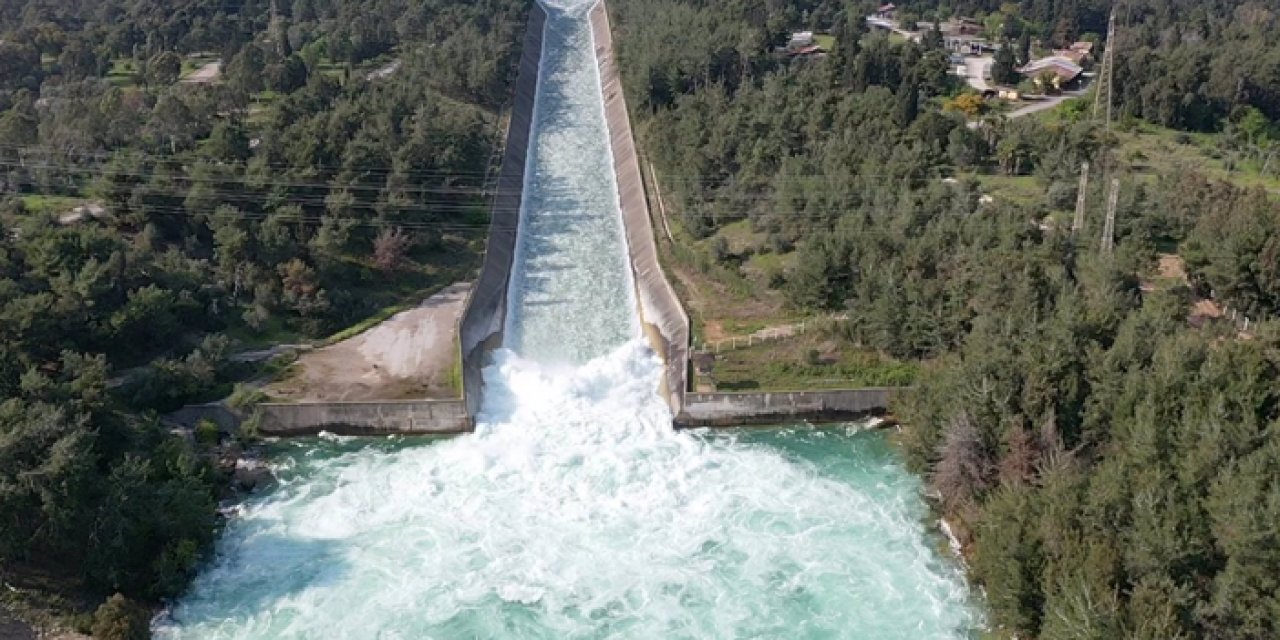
[707,331,918,391]
[19,194,86,215]
[1115,120,1280,192]
[107,59,137,87]
[971,173,1043,207]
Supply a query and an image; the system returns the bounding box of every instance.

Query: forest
[612,0,1280,637]
[3,0,1280,636]
[0,0,526,632]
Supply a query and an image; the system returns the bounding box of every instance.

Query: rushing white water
[155,1,981,637]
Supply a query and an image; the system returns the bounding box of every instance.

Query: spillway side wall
[675,389,899,428]
[590,1,691,414]
[256,401,472,436]
[458,5,548,419]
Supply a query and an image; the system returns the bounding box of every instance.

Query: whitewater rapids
[154,0,981,637]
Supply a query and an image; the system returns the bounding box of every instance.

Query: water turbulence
[156,1,981,637]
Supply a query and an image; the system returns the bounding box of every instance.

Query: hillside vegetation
[0,0,527,629]
[615,0,1280,637]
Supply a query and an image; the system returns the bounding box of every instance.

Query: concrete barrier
[256,400,472,436]
[676,389,899,427]
[458,4,548,419]
[590,1,692,414]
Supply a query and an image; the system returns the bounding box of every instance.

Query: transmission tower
[1093,5,1118,130]
[1072,161,1090,236]
[1100,178,1120,255]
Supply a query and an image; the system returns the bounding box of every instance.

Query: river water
[154,1,981,637]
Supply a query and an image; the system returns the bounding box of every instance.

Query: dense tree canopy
[615,1,1280,637]
[0,0,528,620]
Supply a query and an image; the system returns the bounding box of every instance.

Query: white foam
[155,3,981,637]
[157,344,980,639]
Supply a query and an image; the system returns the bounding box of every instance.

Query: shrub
[227,383,268,409]
[194,419,220,446]
[91,594,150,640]
[1045,182,1077,210]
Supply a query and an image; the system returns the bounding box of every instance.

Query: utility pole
[1094,5,1118,128]
[1072,161,1090,236]
[1101,178,1120,255]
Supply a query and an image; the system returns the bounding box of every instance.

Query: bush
[194,419,220,446]
[91,594,150,640]
[1045,181,1077,210]
[710,236,731,264]
[226,383,268,409]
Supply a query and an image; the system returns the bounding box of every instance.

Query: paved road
[1006,91,1083,118]
[962,56,992,92]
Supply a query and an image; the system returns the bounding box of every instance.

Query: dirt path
[181,61,221,84]
[264,283,470,401]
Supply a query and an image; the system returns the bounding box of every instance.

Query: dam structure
[155,2,982,637]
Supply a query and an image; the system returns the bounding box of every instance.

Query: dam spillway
[154,2,983,637]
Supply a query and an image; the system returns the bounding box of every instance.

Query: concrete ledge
[675,389,900,428]
[590,1,691,414]
[256,400,472,436]
[458,4,547,418]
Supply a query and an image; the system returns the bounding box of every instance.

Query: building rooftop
[1020,55,1084,82]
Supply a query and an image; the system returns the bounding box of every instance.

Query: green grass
[814,34,836,50]
[315,61,347,78]
[223,315,303,350]
[107,59,138,87]
[20,194,87,215]
[862,30,908,46]
[1113,120,1280,193]
[708,332,919,391]
[971,173,1043,206]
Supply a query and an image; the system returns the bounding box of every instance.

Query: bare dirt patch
[265,283,470,401]
[181,60,221,84]
[1157,253,1188,282]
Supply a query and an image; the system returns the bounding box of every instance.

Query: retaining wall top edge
[685,388,909,398]
[258,399,469,408]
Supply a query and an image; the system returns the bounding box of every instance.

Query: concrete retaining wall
[590,1,691,414]
[256,401,472,436]
[458,4,547,419]
[676,389,898,427]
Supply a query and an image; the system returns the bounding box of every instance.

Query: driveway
[181,60,221,84]
[1005,91,1082,118]
[963,56,992,92]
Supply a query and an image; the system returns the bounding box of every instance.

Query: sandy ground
[265,283,471,401]
[1157,253,1188,282]
[181,61,222,84]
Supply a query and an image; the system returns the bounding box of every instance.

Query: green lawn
[971,173,1044,206]
[19,194,87,215]
[814,34,836,51]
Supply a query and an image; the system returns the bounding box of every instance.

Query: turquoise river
[155,1,984,637]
